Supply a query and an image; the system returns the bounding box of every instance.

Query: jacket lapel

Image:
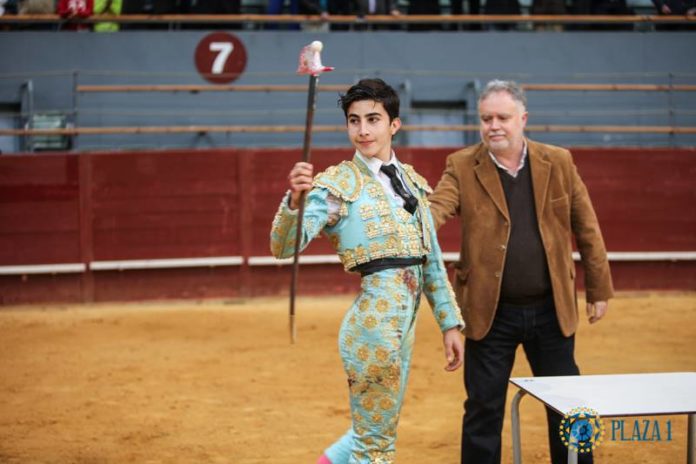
[473,146,510,221]
[528,140,551,220]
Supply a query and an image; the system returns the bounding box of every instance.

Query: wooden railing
[1,14,695,26]
[74,84,696,93]
[75,84,352,93]
[2,81,693,139]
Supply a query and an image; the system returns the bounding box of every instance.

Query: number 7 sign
[195,32,248,84]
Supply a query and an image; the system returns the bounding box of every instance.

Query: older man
[428,80,614,464]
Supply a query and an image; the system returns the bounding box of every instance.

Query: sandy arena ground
[0,293,694,464]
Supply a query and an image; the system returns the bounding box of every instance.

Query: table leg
[511,390,526,464]
[688,413,694,464]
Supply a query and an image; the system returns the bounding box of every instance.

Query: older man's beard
[485,133,509,150]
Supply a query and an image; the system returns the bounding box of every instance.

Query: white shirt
[288,151,410,227]
[488,141,528,178]
[355,150,411,208]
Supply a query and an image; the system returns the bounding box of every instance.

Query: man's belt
[351,256,427,277]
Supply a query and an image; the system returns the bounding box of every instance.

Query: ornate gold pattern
[401,163,433,194]
[364,219,398,239]
[364,315,378,329]
[375,299,389,312]
[360,203,376,220]
[375,346,389,362]
[312,160,363,202]
[269,196,297,258]
[375,200,391,217]
[379,397,395,411]
[271,155,465,464]
[357,345,369,361]
[366,183,382,198]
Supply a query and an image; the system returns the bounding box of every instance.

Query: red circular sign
[194,32,247,84]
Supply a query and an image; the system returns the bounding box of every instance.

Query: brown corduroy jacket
[428,139,614,340]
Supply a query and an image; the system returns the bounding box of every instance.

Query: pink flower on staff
[296,41,334,76]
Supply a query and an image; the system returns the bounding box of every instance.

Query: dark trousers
[460,297,592,464]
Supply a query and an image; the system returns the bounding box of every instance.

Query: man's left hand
[586,300,608,324]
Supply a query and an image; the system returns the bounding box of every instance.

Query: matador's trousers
[324,265,423,464]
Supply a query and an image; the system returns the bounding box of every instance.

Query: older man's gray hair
[478,80,527,110]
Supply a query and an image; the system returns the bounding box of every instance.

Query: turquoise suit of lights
[270,154,463,464]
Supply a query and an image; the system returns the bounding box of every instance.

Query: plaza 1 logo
[610,418,672,442]
[559,407,606,453]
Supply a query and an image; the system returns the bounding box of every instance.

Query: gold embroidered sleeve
[421,206,465,332]
[269,189,332,259]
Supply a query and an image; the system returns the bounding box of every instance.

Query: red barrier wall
[1,147,694,305]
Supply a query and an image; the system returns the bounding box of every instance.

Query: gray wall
[1,31,695,152]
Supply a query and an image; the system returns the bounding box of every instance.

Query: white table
[509,372,696,464]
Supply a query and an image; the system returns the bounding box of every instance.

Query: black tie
[380,164,418,215]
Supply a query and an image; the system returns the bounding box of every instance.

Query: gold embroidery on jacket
[313,161,362,202]
[401,163,433,194]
